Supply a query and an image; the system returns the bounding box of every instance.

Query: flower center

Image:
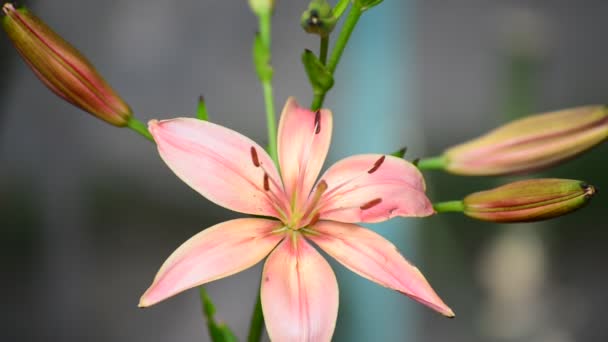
[288,179,327,230]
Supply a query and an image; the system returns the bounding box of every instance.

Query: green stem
[262,80,277,164]
[311,5,363,110]
[319,35,329,65]
[126,117,153,142]
[333,0,350,18]
[433,200,465,213]
[247,293,264,342]
[416,155,447,170]
[258,12,278,164]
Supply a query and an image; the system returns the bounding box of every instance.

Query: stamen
[368,155,386,174]
[314,111,321,134]
[298,180,328,227]
[308,213,320,227]
[250,146,260,167]
[360,198,382,210]
[263,173,270,191]
[316,180,328,193]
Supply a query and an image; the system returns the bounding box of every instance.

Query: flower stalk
[252,8,278,164]
[311,4,363,110]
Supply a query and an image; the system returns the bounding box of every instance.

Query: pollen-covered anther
[360,198,382,210]
[368,155,386,174]
[250,146,261,167]
[263,173,270,191]
[314,111,321,134]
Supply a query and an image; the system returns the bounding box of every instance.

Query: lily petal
[278,97,333,210]
[149,118,289,218]
[307,221,454,317]
[315,154,434,223]
[139,218,284,307]
[261,234,338,342]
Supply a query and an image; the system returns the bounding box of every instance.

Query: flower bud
[442,105,608,175]
[249,0,275,16]
[463,179,596,223]
[301,0,336,37]
[2,3,132,126]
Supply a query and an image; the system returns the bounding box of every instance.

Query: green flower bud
[2,3,132,126]
[463,179,596,223]
[249,0,275,16]
[301,0,336,37]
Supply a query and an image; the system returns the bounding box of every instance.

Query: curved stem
[333,0,350,19]
[433,200,465,213]
[311,5,363,110]
[416,155,447,170]
[126,117,153,142]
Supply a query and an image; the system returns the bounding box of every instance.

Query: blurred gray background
[1,0,607,341]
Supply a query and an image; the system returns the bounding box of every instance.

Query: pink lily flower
[139,98,454,341]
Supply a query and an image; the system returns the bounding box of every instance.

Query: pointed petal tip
[148,119,159,129]
[137,287,157,308]
[444,308,456,319]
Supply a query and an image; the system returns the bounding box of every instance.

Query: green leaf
[199,287,238,342]
[391,147,407,158]
[302,49,334,95]
[196,95,209,121]
[253,33,273,81]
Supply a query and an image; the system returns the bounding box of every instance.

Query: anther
[360,198,382,210]
[314,111,321,134]
[368,155,386,174]
[316,180,328,193]
[263,173,270,191]
[250,146,260,167]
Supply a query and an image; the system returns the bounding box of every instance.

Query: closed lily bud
[439,105,608,175]
[463,179,596,223]
[2,3,132,126]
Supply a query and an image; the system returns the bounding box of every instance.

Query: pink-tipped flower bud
[442,105,608,176]
[2,3,132,126]
[463,179,596,223]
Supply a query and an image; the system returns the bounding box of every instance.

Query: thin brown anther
[368,155,386,174]
[308,213,320,226]
[314,111,321,134]
[360,198,382,210]
[250,146,260,167]
[263,173,270,191]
